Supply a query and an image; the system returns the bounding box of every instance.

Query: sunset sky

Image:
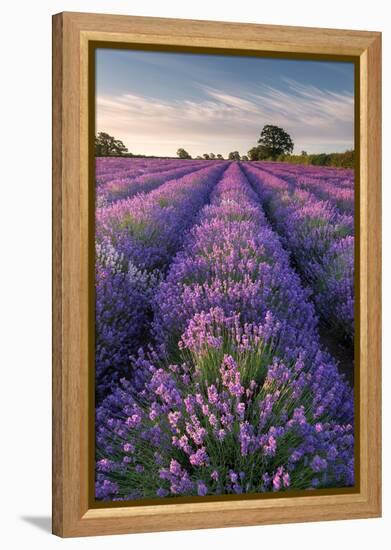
[96,48,355,158]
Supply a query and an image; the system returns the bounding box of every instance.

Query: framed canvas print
[52,12,381,537]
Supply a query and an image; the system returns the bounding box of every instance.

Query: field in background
[95,157,355,501]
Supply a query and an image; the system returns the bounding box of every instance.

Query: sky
[96,48,355,158]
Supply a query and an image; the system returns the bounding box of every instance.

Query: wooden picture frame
[52,11,381,538]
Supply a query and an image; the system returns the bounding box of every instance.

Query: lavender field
[95,157,355,501]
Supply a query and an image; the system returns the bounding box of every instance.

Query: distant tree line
[179,150,248,161]
[274,150,355,169]
[96,129,354,169]
[179,150,227,160]
[177,126,295,163]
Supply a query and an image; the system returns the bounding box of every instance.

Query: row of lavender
[96,157,196,184]
[96,158,211,206]
[256,161,354,186]
[255,161,354,214]
[95,162,229,399]
[241,163,354,344]
[95,163,354,500]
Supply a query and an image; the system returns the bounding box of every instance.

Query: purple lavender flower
[197,480,208,496]
[310,455,328,472]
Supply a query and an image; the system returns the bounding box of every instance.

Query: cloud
[96,79,354,157]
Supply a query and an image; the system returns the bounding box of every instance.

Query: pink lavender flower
[263,435,277,457]
[169,460,182,476]
[190,447,209,467]
[207,385,219,404]
[220,355,244,398]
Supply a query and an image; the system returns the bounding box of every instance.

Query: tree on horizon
[228,151,241,161]
[95,132,128,156]
[177,148,192,159]
[257,125,294,160]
